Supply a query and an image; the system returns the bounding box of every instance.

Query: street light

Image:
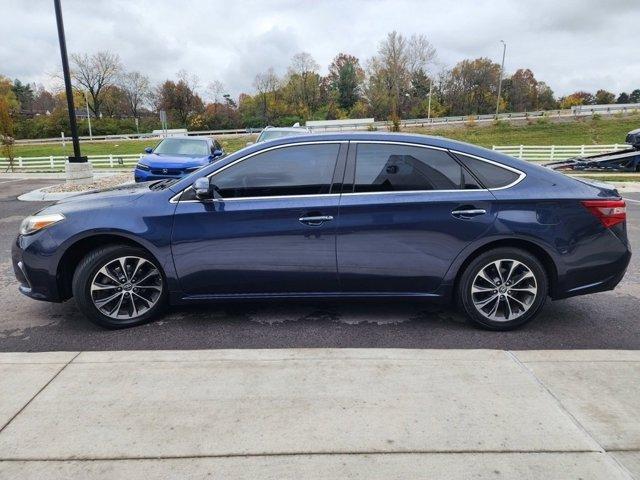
[495,40,506,117]
[54,0,92,183]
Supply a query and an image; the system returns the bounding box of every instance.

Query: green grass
[407,114,640,148]
[12,134,257,158]
[570,174,640,182]
[10,114,640,158]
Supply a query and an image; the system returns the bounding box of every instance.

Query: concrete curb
[15,172,127,201]
[17,187,82,201]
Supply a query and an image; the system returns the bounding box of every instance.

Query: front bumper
[12,233,62,302]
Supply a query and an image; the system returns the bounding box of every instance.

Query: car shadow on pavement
[2,290,640,352]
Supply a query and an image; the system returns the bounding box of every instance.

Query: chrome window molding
[448,149,527,191]
[341,189,488,197]
[169,140,526,203]
[350,140,448,152]
[174,193,342,204]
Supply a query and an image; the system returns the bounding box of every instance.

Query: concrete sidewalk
[0,349,638,479]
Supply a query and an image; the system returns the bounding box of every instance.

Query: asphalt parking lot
[1,177,639,352]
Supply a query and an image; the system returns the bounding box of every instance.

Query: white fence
[0,154,142,171]
[491,144,628,162]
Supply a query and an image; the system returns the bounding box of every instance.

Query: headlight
[19,213,65,236]
[136,163,150,171]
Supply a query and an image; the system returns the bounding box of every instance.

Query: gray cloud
[2,0,640,99]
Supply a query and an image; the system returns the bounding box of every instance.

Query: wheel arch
[56,233,164,301]
[450,237,559,299]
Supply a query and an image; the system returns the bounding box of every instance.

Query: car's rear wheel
[72,245,167,329]
[457,247,548,330]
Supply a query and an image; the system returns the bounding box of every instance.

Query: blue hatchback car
[134,136,225,182]
[13,133,631,330]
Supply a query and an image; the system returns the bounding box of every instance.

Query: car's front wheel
[457,247,548,330]
[72,245,167,329]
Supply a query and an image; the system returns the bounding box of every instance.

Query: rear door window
[353,143,481,192]
[454,153,521,189]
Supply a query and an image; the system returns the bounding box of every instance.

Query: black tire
[457,247,548,331]
[72,244,167,329]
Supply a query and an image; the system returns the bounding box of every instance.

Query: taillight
[581,199,626,228]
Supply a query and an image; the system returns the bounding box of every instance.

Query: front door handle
[299,215,334,226]
[451,208,487,219]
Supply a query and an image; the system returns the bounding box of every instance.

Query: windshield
[257,129,308,142]
[153,138,209,156]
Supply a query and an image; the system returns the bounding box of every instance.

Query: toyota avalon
[13,133,631,330]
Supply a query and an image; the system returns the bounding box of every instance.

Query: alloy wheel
[90,256,163,320]
[471,259,537,322]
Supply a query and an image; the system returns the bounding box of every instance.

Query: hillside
[11,113,640,158]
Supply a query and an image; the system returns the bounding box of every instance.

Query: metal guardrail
[492,144,629,162]
[14,105,640,144]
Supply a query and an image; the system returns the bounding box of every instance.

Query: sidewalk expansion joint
[0,351,81,435]
[505,351,636,480]
[0,449,607,462]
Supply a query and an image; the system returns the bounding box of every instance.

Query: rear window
[455,153,521,189]
[354,144,481,192]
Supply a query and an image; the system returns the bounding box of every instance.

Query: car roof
[261,126,310,132]
[160,136,211,141]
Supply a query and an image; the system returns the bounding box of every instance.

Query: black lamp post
[54,0,86,163]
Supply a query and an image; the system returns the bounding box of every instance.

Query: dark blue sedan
[13,133,631,330]
[134,136,225,182]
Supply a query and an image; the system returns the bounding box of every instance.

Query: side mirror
[193,177,212,199]
[144,147,153,154]
[212,149,224,158]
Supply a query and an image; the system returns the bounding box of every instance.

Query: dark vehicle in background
[13,133,630,330]
[546,128,640,172]
[247,125,312,146]
[134,136,225,182]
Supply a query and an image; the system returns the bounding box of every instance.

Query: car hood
[53,181,153,207]
[140,153,210,169]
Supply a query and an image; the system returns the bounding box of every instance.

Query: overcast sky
[2,0,639,100]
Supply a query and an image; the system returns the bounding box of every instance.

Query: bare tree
[70,51,122,116]
[253,68,280,121]
[206,80,225,104]
[119,71,150,118]
[177,69,201,96]
[289,52,320,76]
[373,31,410,117]
[287,52,322,116]
[407,34,437,75]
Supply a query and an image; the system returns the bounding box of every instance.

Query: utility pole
[495,40,506,118]
[427,81,433,120]
[84,91,92,139]
[54,0,92,183]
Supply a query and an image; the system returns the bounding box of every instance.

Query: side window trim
[344,141,488,195]
[448,150,526,190]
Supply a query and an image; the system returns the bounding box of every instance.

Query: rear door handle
[451,209,487,219]
[299,215,334,226]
